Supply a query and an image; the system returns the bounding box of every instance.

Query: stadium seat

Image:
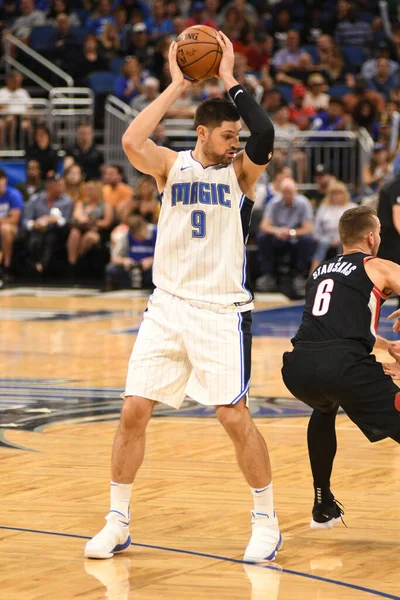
[110,58,125,75]
[303,44,319,63]
[87,71,119,94]
[341,46,366,67]
[328,84,351,97]
[359,11,375,23]
[70,27,88,46]
[75,8,89,26]
[275,84,293,104]
[29,26,56,52]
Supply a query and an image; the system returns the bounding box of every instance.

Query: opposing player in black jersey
[282,206,400,528]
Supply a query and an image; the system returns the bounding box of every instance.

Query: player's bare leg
[216,399,282,562]
[85,396,156,559]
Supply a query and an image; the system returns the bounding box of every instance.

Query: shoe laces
[333,498,347,527]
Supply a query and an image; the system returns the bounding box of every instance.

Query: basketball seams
[182,26,218,40]
[179,49,221,70]
[200,48,219,79]
[177,25,222,80]
[178,41,220,48]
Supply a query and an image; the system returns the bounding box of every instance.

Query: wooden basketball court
[0,288,399,600]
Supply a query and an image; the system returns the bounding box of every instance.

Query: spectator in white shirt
[272,30,304,71]
[130,77,160,114]
[303,72,330,111]
[0,71,32,149]
[272,104,307,182]
[8,0,45,42]
[310,179,356,273]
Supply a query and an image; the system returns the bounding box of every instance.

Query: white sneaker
[84,511,131,559]
[243,511,282,563]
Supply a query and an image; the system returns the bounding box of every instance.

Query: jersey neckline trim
[190,151,220,169]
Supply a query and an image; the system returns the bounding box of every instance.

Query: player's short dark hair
[194,98,240,129]
[0,168,7,180]
[338,205,378,246]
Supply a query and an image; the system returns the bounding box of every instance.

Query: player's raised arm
[122,42,193,184]
[216,31,275,190]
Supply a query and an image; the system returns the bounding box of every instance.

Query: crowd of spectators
[0,121,159,289]
[1,0,400,295]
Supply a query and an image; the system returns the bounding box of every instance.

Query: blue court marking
[0,525,398,599]
[107,303,400,339]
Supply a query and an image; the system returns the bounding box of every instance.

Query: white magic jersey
[153,150,254,313]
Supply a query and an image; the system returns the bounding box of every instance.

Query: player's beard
[203,140,232,165]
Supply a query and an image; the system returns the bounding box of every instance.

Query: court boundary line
[0,525,398,599]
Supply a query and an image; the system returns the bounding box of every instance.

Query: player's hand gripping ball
[176,25,222,82]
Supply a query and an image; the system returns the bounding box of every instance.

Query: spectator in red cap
[289,84,316,130]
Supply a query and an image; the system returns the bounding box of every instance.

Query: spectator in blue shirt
[112,0,149,22]
[257,177,314,297]
[367,57,400,101]
[86,0,116,36]
[0,168,23,282]
[334,3,373,48]
[145,0,174,40]
[24,176,73,275]
[105,214,156,290]
[312,97,349,132]
[114,56,144,104]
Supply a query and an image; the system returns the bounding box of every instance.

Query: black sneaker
[311,498,345,530]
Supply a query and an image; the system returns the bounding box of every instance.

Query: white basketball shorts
[124,288,252,408]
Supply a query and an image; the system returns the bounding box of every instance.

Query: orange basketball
[176,25,222,82]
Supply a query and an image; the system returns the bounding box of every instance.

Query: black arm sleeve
[228,84,275,165]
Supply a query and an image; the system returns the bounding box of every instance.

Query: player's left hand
[387,308,400,333]
[168,41,195,89]
[389,340,400,352]
[216,31,235,83]
[382,346,400,378]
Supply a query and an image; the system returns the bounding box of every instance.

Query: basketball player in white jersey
[85,31,281,563]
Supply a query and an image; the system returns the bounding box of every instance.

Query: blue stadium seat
[110,58,125,75]
[359,11,375,23]
[303,44,319,63]
[328,84,351,97]
[341,46,366,67]
[70,27,87,45]
[75,8,89,26]
[29,26,56,52]
[0,161,26,186]
[275,84,292,104]
[87,71,119,94]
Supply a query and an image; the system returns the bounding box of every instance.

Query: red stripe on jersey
[363,256,374,264]
[371,287,381,334]
[373,285,391,300]
[395,392,400,413]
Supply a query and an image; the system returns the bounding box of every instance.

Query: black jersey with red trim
[292,252,390,353]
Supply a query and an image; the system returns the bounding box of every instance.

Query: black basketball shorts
[282,340,400,442]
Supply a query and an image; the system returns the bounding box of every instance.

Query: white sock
[110,481,132,520]
[250,482,275,518]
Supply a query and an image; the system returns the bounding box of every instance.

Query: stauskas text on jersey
[312,261,357,279]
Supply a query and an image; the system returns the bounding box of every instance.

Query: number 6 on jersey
[312,278,335,316]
